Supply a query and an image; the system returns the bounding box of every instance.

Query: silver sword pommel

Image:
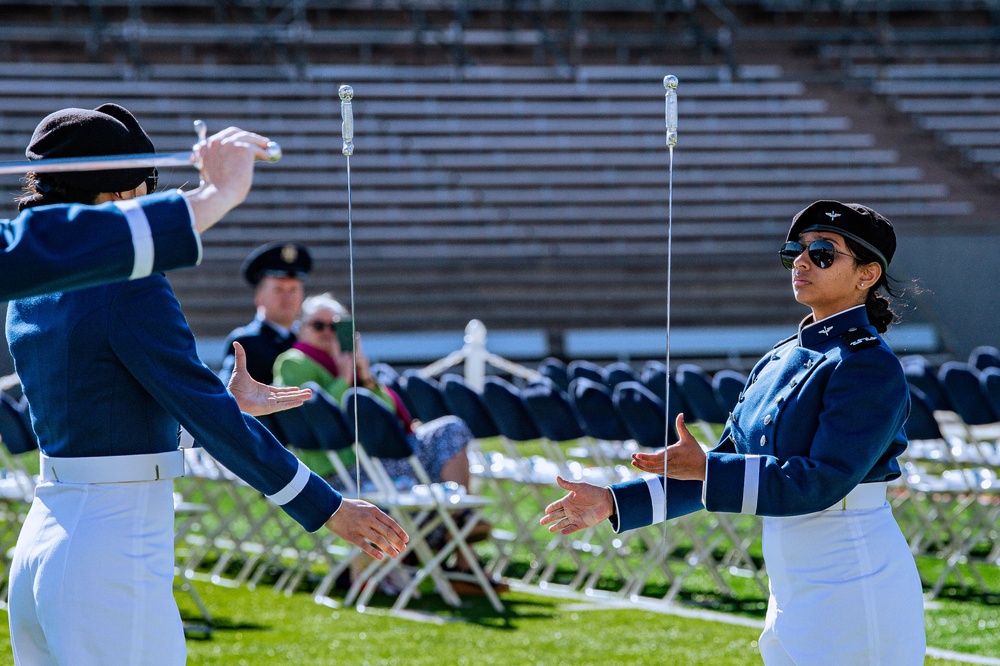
[664,75,678,148]
[339,85,355,157]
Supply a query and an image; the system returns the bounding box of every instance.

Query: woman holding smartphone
[273,293,475,490]
[541,200,926,665]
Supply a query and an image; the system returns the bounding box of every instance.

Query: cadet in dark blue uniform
[5,104,407,666]
[218,241,311,383]
[542,200,925,665]
[0,122,267,301]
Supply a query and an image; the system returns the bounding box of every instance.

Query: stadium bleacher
[0,59,984,359]
[844,63,1000,183]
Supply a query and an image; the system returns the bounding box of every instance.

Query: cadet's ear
[857,262,882,291]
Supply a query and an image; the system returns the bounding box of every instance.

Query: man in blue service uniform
[0,125,266,301]
[219,241,311,383]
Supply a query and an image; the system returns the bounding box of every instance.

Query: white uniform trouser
[8,479,185,666]
[758,503,926,665]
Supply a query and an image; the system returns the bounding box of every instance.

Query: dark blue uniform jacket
[6,269,342,532]
[0,191,201,301]
[611,305,910,532]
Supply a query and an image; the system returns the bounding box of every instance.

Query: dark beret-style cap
[787,200,896,269]
[241,242,313,286]
[26,103,155,193]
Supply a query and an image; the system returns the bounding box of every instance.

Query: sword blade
[0,151,194,176]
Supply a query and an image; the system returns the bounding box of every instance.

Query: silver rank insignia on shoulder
[826,211,841,220]
[820,326,833,336]
[805,358,814,368]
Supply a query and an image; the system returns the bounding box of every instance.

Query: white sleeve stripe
[701,457,710,507]
[115,199,154,279]
[645,476,666,525]
[741,454,761,514]
[266,459,311,506]
[178,189,203,266]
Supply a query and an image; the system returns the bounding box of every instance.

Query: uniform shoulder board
[841,327,880,352]
[772,333,797,349]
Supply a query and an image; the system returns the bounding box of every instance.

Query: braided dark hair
[16,172,102,212]
[844,236,917,334]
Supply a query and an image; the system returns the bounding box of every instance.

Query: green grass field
[2,576,995,665]
[2,434,999,664]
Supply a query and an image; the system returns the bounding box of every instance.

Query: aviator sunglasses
[307,320,337,332]
[779,240,855,270]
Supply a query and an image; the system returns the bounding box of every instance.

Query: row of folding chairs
[374,359,747,435]
[892,449,1000,598]
[364,364,771,601]
[903,355,1000,436]
[893,356,1000,598]
[893,348,1000,596]
[176,384,504,615]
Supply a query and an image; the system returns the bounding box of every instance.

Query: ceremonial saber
[663,74,678,532]
[0,119,282,175]
[339,84,362,497]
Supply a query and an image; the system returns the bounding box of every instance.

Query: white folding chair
[343,388,504,614]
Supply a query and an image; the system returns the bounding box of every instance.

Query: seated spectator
[273,294,498,594]
[272,293,474,493]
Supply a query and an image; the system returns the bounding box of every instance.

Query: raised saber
[663,74,678,533]
[340,84,362,498]
[0,120,282,175]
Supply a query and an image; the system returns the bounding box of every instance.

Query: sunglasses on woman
[779,240,855,270]
[307,320,337,332]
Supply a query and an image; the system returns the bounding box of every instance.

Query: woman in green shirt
[272,293,474,490]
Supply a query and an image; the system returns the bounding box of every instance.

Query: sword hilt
[193,119,281,162]
[339,85,354,157]
[664,75,678,148]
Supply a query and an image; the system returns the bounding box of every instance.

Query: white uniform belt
[39,450,185,484]
[823,481,888,511]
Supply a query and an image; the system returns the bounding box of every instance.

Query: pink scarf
[291,341,340,379]
[291,340,413,434]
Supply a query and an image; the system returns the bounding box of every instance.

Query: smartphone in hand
[335,317,354,353]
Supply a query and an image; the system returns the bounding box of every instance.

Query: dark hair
[845,236,918,334]
[16,173,102,212]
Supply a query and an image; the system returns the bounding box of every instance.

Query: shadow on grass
[930,587,1000,606]
[180,612,268,642]
[503,560,770,620]
[348,588,561,630]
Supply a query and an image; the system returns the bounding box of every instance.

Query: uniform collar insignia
[825,211,841,220]
[797,305,869,349]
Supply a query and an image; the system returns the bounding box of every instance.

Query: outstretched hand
[539,476,615,536]
[227,341,312,416]
[326,498,409,560]
[631,413,706,481]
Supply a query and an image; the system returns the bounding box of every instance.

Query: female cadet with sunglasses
[541,200,925,664]
[6,105,408,665]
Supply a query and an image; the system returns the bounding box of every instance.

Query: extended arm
[0,127,270,301]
